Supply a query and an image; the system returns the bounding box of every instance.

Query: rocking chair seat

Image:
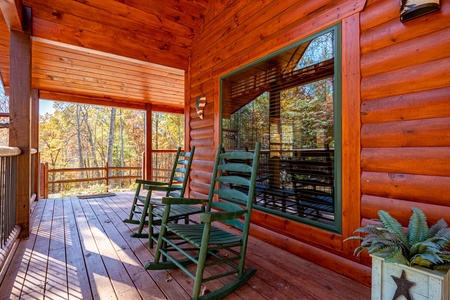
[153,205,204,223]
[165,223,242,247]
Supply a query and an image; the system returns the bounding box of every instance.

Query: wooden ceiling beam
[38,90,184,114]
[34,79,184,107]
[0,0,23,31]
[39,90,146,110]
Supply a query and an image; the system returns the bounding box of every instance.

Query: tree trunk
[107,108,116,187]
[81,106,100,178]
[119,109,125,186]
[76,105,84,185]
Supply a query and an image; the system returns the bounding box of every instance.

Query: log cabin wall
[360,0,450,264]
[187,0,449,286]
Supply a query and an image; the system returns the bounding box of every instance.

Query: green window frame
[220,24,342,233]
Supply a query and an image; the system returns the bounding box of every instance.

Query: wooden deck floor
[0,192,370,299]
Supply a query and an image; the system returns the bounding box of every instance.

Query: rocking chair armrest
[199,210,246,223]
[162,197,209,205]
[136,179,168,186]
[145,185,181,192]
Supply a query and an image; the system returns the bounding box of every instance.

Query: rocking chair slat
[218,163,252,173]
[220,151,255,160]
[216,175,250,186]
[214,188,248,202]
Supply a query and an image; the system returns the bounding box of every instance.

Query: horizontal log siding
[188,0,369,285]
[359,0,450,270]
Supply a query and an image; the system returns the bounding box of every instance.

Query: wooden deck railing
[0,146,21,248]
[40,163,142,198]
[0,146,22,279]
[40,149,180,198]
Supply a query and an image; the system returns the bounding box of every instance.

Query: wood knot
[51,10,62,19]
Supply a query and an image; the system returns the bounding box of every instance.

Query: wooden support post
[185,65,191,197]
[31,89,39,200]
[141,152,145,179]
[145,103,153,180]
[269,77,281,188]
[39,162,43,198]
[43,162,48,199]
[9,7,32,238]
[104,162,109,191]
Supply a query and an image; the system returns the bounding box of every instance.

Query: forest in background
[40,102,184,196]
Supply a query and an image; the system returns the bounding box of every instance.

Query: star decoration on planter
[391,270,415,300]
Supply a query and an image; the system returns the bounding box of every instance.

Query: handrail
[0,146,21,157]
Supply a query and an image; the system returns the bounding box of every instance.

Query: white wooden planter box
[371,255,449,300]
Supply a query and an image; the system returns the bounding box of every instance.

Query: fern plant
[345,208,450,270]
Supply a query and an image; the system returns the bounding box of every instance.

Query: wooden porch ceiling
[0,0,210,110]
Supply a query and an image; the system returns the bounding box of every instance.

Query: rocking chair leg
[130,196,150,238]
[123,183,141,223]
[149,204,154,248]
[153,222,167,263]
[192,224,211,299]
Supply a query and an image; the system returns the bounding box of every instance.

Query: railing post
[145,104,152,180]
[104,162,109,192]
[39,162,43,199]
[141,152,145,180]
[44,162,49,199]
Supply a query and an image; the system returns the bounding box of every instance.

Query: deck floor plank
[0,192,370,299]
[99,194,192,299]
[80,197,143,299]
[20,198,55,298]
[89,197,168,299]
[71,197,117,299]
[0,199,47,300]
[44,198,68,300]
[64,197,93,300]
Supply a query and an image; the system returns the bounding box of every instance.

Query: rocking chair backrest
[166,146,195,198]
[206,143,261,231]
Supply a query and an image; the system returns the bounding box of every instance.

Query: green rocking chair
[123,146,201,247]
[145,142,261,299]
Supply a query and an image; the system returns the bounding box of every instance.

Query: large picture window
[221,25,341,232]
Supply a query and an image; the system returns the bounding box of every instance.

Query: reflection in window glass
[221,26,340,231]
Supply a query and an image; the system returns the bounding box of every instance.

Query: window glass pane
[221,26,340,231]
[296,32,334,70]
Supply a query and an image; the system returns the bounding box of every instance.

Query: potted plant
[346,207,450,300]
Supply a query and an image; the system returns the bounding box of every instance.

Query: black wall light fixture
[400,0,440,22]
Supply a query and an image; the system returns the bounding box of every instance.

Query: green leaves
[378,210,409,248]
[408,207,428,246]
[346,208,450,270]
